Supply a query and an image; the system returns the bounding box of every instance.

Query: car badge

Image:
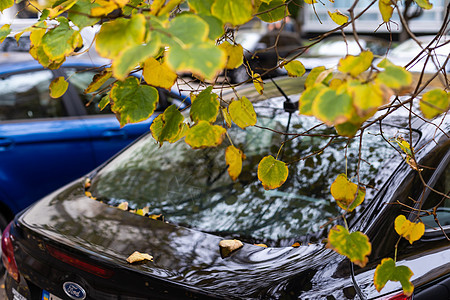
[62,282,86,300]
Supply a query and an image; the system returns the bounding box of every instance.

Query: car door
[0,68,96,215]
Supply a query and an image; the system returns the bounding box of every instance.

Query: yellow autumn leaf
[328,10,349,25]
[218,42,243,69]
[126,251,153,263]
[253,73,264,95]
[330,173,365,211]
[219,239,243,258]
[420,89,449,119]
[257,155,289,190]
[117,201,128,210]
[225,145,245,181]
[394,215,425,244]
[143,57,177,90]
[185,121,226,149]
[228,96,257,129]
[221,107,232,128]
[379,0,394,23]
[49,77,68,98]
[338,51,373,77]
[284,60,306,77]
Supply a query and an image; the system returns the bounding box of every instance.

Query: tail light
[1,222,20,282]
[46,245,114,279]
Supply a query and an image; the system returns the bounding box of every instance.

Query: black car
[2,77,449,299]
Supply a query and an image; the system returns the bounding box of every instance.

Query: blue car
[0,52,187,230]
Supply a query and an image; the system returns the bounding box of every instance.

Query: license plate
[42,290,63,300]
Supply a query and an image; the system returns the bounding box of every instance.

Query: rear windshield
[89,97,416,245]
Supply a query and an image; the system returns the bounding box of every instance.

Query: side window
[421,153,450,230]
[0,70,67,121]
[64,68,114,115]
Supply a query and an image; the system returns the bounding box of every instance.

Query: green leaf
[0,24,11,44]
[110,77,159,127]
[0,0,14,12]
[218,41,243,70]
[334,121,361,138]
[338,51,373,77]
[299,84,325,116]
[99,95,110,110]
[49,77,69,98]
[257,0,287,23]
[394,215,425,244]
[228,96,257,129]
[330,174,365,212]
[284,60,306,77]
[198,14,224,40]
[225,145,245,181]
[376,59,412,91]
[185,121,226,149]
[312,87,353,125]
[167,42,225,79]
[143,56,177,89]
[326,225,371,268]
[305,66,332,89]
[188,0,214,14]
[42,17,82,60]
[151,104,184,144]
[211,0,253,26]
[328,10,348,25]
[96,15,146,59]
[190,86,220,123]
[167,14,209,45]
[257,155,289,190]
[420,89,449,119]
[374,258,414,296]
[84,68,113,94]
[414,0,432,9]
[68,0,100,28]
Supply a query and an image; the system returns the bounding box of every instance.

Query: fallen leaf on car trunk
[219,239,243,258]
[126,251,153,264]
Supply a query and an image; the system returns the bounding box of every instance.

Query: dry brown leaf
[219,239,243,258]
[126,251,153,264]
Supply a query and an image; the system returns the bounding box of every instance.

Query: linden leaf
[330,173,366,212]
[334,121,361,138]
[126,251,153,263]
[328,10,348,25]
[253,73,264,95]
[414,0,432,10]
[190,86,220,123]
[118,201,128,210]
[257,155,289,190]
[219,239,243,258]
[221,107,232,128]
[188,0,213,14]
[114,41,161,81]
[143,57,177,90]
[312,87,353,126]
[0,0,14,12]
[96,15,146,59]
[304,0,317,3]
[218,42,243,69]
[211,0,253,26]
[84,68,113,94]
[151,104,184,144]
[394,136,413,157]
[225,145,245,181]
[299,84,325,116]
[394,215,425,244]
[167,42,226,80]
[374,258,414,296]
[110,77,159,127]
[284,60,306,77]
[326,225,371,268]
[379,0,394,23]
[346,80,385,115]
[99,95,110,111]
[198,14,224,40]
[376,59,412,91]
[49,77,69,99]
[0,24,11,43]
[304,66,332,89]
[91,0,129,16]
[68,0,100,29]
[257,0,288,23]
[338,51,373,77]
[185,121,226,149]
[42,17,83,61]
[228,96,257,129]
[420,89,449,119]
